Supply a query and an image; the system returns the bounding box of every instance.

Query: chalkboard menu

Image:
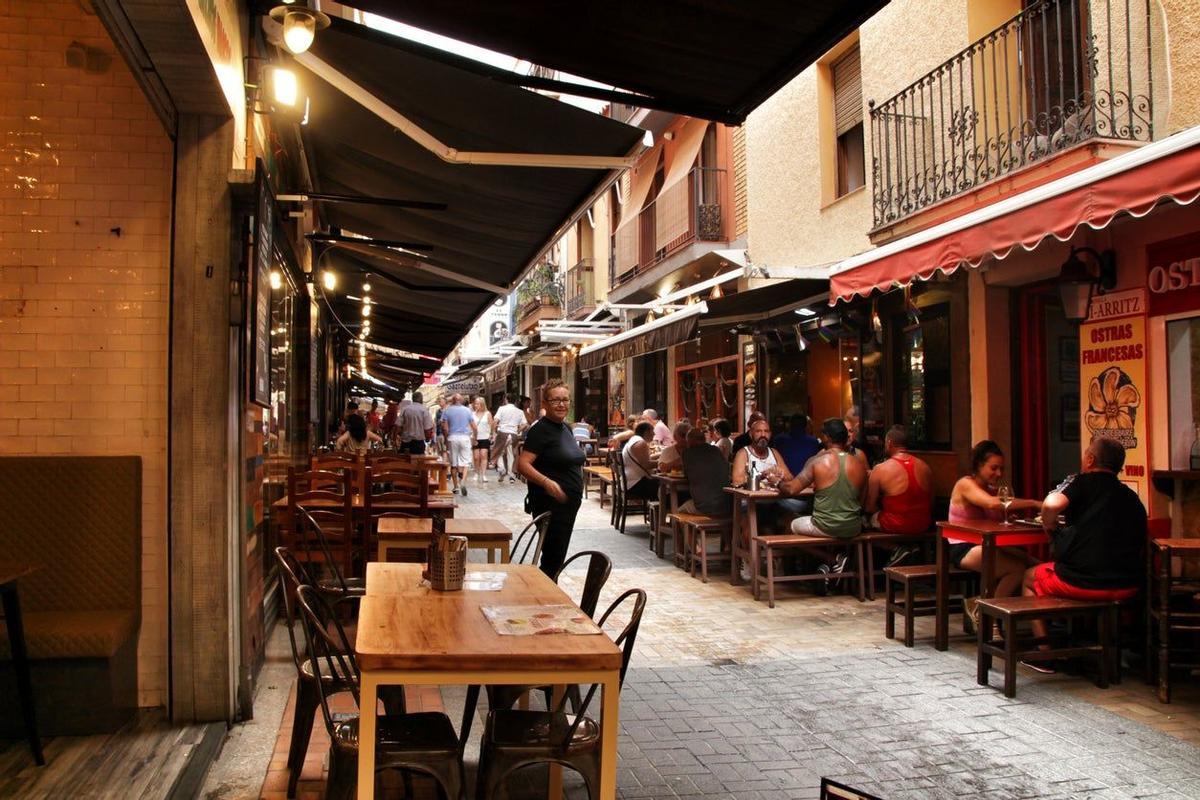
[250,165,275,408]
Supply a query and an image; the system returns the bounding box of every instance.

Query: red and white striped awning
[830,126,1200,304]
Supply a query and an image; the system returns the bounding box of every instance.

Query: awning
[700,279,829,327]
[830,127,1200,304]
[297,18,646,357]
[482,353,521,385]
[337,1,890,124]
[578,302,706,372]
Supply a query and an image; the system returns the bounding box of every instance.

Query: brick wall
[0,0,172,707]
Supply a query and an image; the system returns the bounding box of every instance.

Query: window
[893,303,952,450]
[832,46,865,197]
[1167,316,1200,470]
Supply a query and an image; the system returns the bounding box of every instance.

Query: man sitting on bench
[864,425,934,566]
[1020,436,1146,670]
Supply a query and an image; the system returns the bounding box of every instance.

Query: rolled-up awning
[700,278,828,327]
[482,353,521,385]
[578,302,706,372]
[335,1,890,124]
[830,127,1200,304]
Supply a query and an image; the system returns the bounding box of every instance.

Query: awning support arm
[331,240,509,295]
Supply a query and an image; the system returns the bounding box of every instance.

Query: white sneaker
[482,475,489,483]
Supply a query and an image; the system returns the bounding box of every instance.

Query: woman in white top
[472,396,494,482]
[336,412,381,455]
[621,421,659,500]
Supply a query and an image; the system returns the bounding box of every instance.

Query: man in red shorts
[1021,437,1145,669]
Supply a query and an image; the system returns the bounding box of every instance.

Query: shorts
[474,439,492,450]
[790,515,858,539]
[946,542,975,568]
[448,435,472,467]
[400,439,426,455]
[1029,562,1138,601]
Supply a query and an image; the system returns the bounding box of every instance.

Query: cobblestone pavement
[248,475,1200,799]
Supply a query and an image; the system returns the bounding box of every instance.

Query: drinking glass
[997,483,1013,525]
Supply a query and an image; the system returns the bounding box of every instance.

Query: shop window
[893,303,953,450]
[1167,316,1200,469]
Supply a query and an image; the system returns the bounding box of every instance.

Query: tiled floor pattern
[254,476,1200,799]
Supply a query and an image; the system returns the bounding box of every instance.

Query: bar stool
[1145,537,1200,703]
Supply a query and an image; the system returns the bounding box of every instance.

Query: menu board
[250,164,274,408]
[742,339,757,426]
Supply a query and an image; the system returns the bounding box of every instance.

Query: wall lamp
[269,3,330,55]
[1059,246,1117,323]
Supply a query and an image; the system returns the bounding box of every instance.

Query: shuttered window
[832,46,863,136]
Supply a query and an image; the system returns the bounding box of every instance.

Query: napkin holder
[425,534,467,591]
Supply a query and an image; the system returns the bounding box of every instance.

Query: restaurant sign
[1079,288,1148,502]
[1146,231,1200,317]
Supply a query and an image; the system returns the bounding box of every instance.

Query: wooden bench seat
[670,513,733,583]
[976,595,1117,698]
[884,564,975,647]
[857,529,934,599]
[751,534,865,608]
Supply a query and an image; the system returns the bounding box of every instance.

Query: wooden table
[724,486,811,588]
[935,519,1048,650]
[356,563,623,799]
[270,494,456,518]
[376,517,512,563]
[655,473,689,562]
[0,560,43,765]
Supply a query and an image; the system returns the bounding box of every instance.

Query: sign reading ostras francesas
[1079,288,1148,503]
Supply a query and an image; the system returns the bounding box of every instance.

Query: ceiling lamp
[321,270,336,291]
[270,3,330,55]
[269,270,282,290]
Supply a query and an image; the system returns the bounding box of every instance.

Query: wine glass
[997,483,1013,525]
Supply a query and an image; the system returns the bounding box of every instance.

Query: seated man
[864,425,933,566]
[772,413,822,475]
[1021,437,1146,666]
[731,417,809,530]
[778,417,868,547]
[710,417,734,461]
[621,421,660,501]
[679,428,732,518]
[657,421,693,472]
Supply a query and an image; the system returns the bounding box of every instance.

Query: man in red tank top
[864,425,934,536]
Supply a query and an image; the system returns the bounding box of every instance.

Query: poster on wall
[309,302,321,425]
[249,165,274,408]
[608,361,626,428]
[1079,288,1148,503]
[742,340,757,425]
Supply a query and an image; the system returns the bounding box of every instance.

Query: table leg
[547,684,566,798]
[935,533,948,651]
[598,673,620,800]
[487,547,495,565]
[729,498,744,586]
[981,537,996,599]
[356,673,378,799]
[1,584,42,765]
[501,542,510,564]
[747,500,760,601]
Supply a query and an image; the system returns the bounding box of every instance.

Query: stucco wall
[745,0,970,270]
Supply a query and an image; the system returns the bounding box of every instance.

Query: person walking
[471,396,494,483]
[398,391,434,455]
[441,393,476,495]
[490,393,526,483]
[517,380,585,577]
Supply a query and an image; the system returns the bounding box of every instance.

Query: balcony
[565,258,596,318]
[610,166,727,289]
[870,0,1154,230]
[515,263,564,335]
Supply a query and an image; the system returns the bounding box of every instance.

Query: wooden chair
[312,453,365,495]
[363,467,431,562]
[475,589,647,800]
[608,448,649,534]
[976,596,1117,698]
[294,586,464,800]
[858,530,935,600]
[884,564,975,647]
[1145,538,1200,703]
[671,512,733,583]
[287,468,358,585]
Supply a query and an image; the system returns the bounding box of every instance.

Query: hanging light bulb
[362,296,371,306]
[269,270,282,290]
[362,305,371,317]
[362,281,372,293]
[270,4,331,55]
[321,270,336,291]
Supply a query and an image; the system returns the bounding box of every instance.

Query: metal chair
[554,550,613,619]
[295,585,465,800]
[608,448,650,534]
[474,589,648,800]
[509,512,552,566]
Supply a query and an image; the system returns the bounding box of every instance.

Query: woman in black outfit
[517,379,585,576]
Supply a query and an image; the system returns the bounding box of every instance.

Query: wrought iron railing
[870,0,1154,228]
[610,166,726,288]
[565,258,596,317]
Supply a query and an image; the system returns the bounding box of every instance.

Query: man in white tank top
[622,421,660,500]
[732,418,792,488]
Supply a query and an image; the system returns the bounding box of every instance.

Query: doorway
[1015,285,1079,498]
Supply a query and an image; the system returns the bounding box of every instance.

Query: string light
[361,305,371,317]
[362,281,372,293]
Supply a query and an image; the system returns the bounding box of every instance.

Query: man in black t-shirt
[1024,436,1145,601]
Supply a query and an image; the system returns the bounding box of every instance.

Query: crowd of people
[336,390,1148,649]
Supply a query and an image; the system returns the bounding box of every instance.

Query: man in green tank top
[778,417,868,540]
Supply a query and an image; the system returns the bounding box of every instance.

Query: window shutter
[832,46,863,136]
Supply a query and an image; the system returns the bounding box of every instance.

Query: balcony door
[1020,0,1090,136]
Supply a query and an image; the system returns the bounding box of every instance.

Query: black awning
[336,1,889,124]
[578,312,700,373]
[700,279,828,327]
[298,17,644,359]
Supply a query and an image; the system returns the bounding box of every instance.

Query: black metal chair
[294,585,465,800]
[554,550,613,619]
[509,511,552,566]
[474,589,648,800]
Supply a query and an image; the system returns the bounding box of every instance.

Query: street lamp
[1058,247,1117,323]
[270,3,330,55]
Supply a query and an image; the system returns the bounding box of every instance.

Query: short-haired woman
[517,380,586,576]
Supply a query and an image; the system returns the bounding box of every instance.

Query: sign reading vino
[1080,288,1148,502]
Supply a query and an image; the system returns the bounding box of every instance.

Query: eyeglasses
[546,397,570,405]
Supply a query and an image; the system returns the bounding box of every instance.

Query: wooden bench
[750,534,865,608]
[858,529,934,600]
[976,595,1117,698]
[582,466,612,508]
[884,564,975,647]
[0,456,141,735]
[670,513,733,583]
